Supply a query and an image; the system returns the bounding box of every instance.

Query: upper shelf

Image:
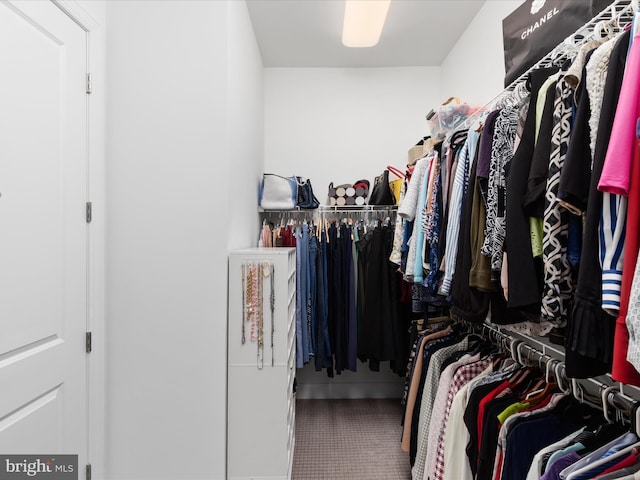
[259,205,398,213]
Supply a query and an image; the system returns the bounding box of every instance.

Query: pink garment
[599,31,640,196]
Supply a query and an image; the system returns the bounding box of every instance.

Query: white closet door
[0,0,88,466]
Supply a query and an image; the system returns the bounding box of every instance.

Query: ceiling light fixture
[342,0,391,48]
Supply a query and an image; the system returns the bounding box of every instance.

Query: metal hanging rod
[259,205,398,213]
[466,321,569,384]
[259,205,398,227]
[573,377,638,421]
[465,320,640,421]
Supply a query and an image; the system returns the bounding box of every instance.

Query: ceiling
[246,0,486,68]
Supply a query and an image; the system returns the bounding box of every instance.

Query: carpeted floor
[292,399,411,480]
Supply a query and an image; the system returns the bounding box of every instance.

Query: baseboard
[296,382,403,399]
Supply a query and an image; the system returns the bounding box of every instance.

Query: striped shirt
[439,129,479,295]
[599,192,627,313]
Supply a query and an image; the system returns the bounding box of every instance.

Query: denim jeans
[295,224,310,367]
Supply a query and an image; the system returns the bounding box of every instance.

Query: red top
[476,380,510,454]
[612,143,640,385]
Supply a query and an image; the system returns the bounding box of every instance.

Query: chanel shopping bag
[502,0,611,86]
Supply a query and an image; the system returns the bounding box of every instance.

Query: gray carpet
[292,399,411,480]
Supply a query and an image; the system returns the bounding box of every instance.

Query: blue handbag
[296,177,320,209]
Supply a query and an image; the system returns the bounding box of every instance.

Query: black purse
[368,170,394,205]
[296,177,320,209]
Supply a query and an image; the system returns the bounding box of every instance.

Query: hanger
[549,29,583,69]
[608,5,622,35]
[602,385,618,424]
[546,358,559,385]
[559,425,640,480]
[564,440,640,480]
[519,342,532,366]
[555,362,572,395]
[514,81,530,103]
[524,379,558,405]
[594,19,614,40]
[509,339,521,364]
[572,378,586,405]
[633,402,640,436]
[537,353,549,372]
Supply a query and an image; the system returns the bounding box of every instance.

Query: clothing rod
[260,205,398,213]
[465,320,569,384]
[578,377,637,418]
[464,320,640,418]
[448,0,635,133]
[259,206,399,223]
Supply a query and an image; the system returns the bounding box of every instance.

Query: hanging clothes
[505,67,556,312]
[262,212,410,377]
[314,229,332,371]
[611,141,640,385]
[483,106,519,275]
[540,73,573,327]
[358,224,406,372]
[295,222,310,368]
[401,321,640,480]
[565,29,630,378]
[450,128,499,324]
[440,130,479,296]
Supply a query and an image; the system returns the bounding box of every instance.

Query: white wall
[227,1,264,249]
[440,0,524,106]
[106,1,263,479]
[265,67,441,199]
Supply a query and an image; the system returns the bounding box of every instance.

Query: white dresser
[227,248,297,480]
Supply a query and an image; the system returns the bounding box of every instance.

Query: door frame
[50,1,106,477]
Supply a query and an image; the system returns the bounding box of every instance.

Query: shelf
[259,205,398,213]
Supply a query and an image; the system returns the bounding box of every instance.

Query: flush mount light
[342,0,391,48]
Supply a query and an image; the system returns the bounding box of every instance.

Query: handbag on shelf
[296,176,320,209]
[369,170,395,206]
[352,179,370,205]
[259,173,298,210]
[327,180,369,206]
[328,183,351,206]
[387,165,405,205]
